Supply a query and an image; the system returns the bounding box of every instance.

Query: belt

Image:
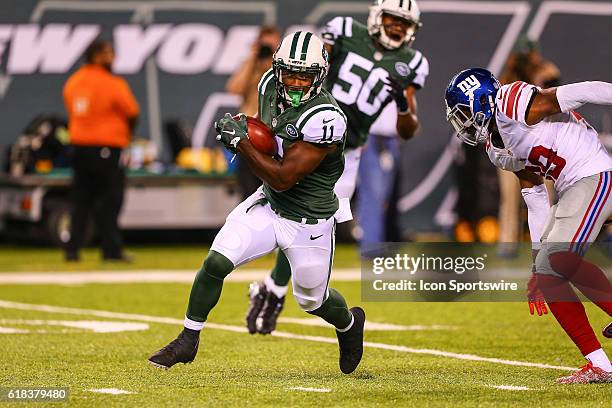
[246,197,329,225]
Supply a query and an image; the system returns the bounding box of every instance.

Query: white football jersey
[493,81,612,193]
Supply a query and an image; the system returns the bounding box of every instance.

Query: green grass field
[0,244,610,406]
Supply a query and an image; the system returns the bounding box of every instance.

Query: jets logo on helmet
[444,68,500,146]
[273,31,329,107]
[367,0,422,49]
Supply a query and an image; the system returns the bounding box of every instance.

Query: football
[235,115,277,156]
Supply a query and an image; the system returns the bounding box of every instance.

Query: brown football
[234,115,277,156]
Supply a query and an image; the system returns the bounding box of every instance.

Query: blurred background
[0,0,611,260]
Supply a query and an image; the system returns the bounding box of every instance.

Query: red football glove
[527,273,548,316]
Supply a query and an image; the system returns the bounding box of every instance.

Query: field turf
[0,244,610,407]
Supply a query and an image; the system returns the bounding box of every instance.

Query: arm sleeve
[320,16,352,45]
[297,107,346,144]
[521,184,550,249]
[497,81,538,125]
[556,81,612,113]
[114,78,140,118]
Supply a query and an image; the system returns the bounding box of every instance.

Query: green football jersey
[321,16,429,148]
[256,68,347,220]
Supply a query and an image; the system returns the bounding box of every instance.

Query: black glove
[385,76,409,114]
[214,113,248,153]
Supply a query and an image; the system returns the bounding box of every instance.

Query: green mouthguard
[287,90,303,107]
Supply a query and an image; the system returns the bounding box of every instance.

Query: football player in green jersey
[247,0,429,335]
[149,32,366,375]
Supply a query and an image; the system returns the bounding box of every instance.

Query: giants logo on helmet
[457,75,481,96]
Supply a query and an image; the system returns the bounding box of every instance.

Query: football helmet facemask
[367,0,422,49]
[273,31,329,108]
[445,68,500,146]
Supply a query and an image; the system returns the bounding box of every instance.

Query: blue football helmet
[445,68,500,146]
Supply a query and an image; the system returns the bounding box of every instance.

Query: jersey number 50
[525,145,567,181]
[331,52,391,116]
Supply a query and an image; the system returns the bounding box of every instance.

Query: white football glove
[485,139,525,172]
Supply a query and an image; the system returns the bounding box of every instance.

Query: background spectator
[225,26,281,199]
[496,36,560,257]
[63,40,139,262]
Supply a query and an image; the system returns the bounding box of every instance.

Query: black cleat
[148,329,199,369]
[246,281,267,334]
[336,307,365,374]
[604,322,612,339]
[257,291,285,335]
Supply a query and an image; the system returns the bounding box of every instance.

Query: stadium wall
[0,0,610,236]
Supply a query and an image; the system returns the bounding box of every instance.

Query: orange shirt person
[63,40,139,262]
[64,44,139,148]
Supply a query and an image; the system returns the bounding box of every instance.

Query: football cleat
[148,329,199,369]
[336,307,366,374]
[257,291,285,335]
[246,281,268,334]
[603,322,612,339]
[556,362,612,384]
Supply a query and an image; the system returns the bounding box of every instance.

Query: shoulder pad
[296,104,346,144]
[257,68,275,96]
[496,81,538,125]
[320,16,353,45]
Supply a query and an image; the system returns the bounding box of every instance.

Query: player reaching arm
[485,136,550,316]
[446,68,612,384]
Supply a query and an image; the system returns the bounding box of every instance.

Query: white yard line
[88,388,133,395]
[0,270,361,284]
[0,319,149,333]
[288,387,331,393]
[487,385,532,391]
[0,299,575,371]
[0,268,551,285]
[0,326,29,333]
[278,317,456,331]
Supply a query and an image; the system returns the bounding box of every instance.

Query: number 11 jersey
[321,16,429,148]
[495,81,612,193]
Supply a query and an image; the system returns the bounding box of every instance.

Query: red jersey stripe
[505,82,524,118]
[513,82,528,121]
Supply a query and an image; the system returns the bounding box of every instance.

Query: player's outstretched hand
[527,273,548,316]
[215,113,248,153]
[384,75,409,114]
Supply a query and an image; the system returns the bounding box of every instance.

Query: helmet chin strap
[286,89,303,108]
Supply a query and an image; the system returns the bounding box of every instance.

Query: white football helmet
[272,31,329,107]
[367,0,422,49]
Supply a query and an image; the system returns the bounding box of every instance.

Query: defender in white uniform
[445,68,612,384]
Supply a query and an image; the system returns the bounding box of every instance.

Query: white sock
[264,276,288,298]
[336,313,355,333]
[183,316,204,331]
[585,348,612,372]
